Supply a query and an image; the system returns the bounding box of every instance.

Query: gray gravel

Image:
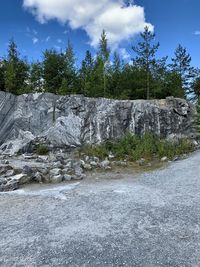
[1,151,200,267]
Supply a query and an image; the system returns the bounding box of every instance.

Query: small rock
[84,155,89,162]
[37,167,49,176]
[192,140,198,147]
[4,169,15,177]
[35,157,44,163]
[100,158,110,168]
[108,153,115,160]
[49,168,62,176]
[72,174,86,180]
[22,165,33,176]
[51,174,63,183]
[82,163,92,170]
[34,172,43,183]
[92,157,100,162]
[136,158,145,166]
[23,154,37,160]
[63,174,72,181]
[75,166,84,176]
[52,161,63,168]
[65,159,73,168]
[90,161,98,167]
[161,156,168,162]
[12,173,30,185]
[0,180,19,192]
[0,178,7,185]
[105,166,112,170]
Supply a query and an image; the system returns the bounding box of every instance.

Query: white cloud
[32,37,39,44]
[46,36,51,42]
[23,0,153,47]
[119,48,130,61]
[194,31,200,35]
[57,39,63,43]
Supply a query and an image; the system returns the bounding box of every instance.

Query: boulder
[49,168,62,176]
[50,174,63,183]
[63,174,72,181]
[100,159,110,168]
[12,173,30,185]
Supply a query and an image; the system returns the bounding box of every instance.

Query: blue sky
[0,0,200,67]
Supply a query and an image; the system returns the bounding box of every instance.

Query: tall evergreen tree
[59,41,77,95]
[97,30,110,97]
[171,44,194,95]
[132,26,159,99]
[29,61,43,92]
[108,52,122,98]
[4,39,29,95]
[0,59,6,91]
[43,49,65,94]
[79,50,94,96]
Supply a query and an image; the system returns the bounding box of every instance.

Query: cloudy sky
[0,0,200,66]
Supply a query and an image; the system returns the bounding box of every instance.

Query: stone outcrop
[0,91,195,155]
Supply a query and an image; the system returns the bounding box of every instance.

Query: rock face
[0,91,195,155]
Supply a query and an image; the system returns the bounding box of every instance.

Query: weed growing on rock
[35,144,49,155]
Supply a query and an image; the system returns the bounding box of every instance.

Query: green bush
[35,144,49,155]
[80,132,195,161]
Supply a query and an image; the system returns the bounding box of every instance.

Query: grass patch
[35,144,49,155]
[80,132,195,161]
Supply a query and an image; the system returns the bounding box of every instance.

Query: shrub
[80,132,195,161]
[35,144,49,155]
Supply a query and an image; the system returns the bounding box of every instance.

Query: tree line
[0,27,200,100]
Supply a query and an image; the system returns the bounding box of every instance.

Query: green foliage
[0,29,196,100]
[191,76,200,101]
[132,26,160,100]
[81,133,195,161]
[35,144,49,155]
[43,49,65,94]
[60,41,77,95]
[193,98,200,133]
[79,50,94,96]
[170,44,194,95]
[0,60,6,91]
[29,61,43,92]
[4,39,29,95]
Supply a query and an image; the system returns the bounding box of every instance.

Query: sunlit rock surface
[0,91,195,154]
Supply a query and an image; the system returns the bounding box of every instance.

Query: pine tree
[108,52,122,98]
[171,44,194,95]
[132,26,159,99]
[97,30,110,97]
[79,50,94,96]
[30,61,43,92]
[43,49,65,94]
[59,41,77,95]
[4,39,29,95]
[0,59,6,91]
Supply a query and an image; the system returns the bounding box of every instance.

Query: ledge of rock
[0,91,196,155]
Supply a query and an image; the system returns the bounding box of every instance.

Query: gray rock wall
[0,91,195,154]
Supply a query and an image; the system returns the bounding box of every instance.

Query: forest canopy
[0,27,199,101]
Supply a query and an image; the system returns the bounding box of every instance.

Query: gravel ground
[1,152,200,267]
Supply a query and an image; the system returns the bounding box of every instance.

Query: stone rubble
[1,142,199,193]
